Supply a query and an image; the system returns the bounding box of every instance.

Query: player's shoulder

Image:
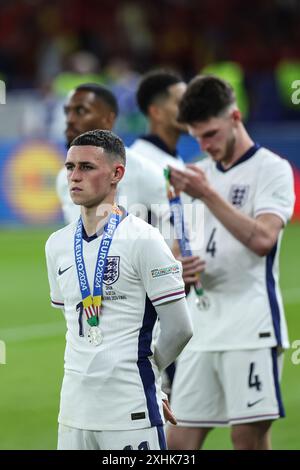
[46,221,77,250]
[256,146,293,174]
[125,146,161,175]
[56,166,67,184]
[122,213,162,239]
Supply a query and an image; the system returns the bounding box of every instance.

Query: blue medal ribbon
[74,206,122,326]
[164,168,204,297]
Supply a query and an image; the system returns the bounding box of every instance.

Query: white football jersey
[130,137,185,172]
[130,137,186,247]
[56,146,167,225]
[45,214,185,431]
[186,144,295,351]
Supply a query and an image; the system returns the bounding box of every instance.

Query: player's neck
[81,194,116,236]
[150,124,179,154]
[222,127,254,169]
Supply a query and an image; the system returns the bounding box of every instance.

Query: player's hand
[162,399,177,425]
[169,164,212,200]
[178,255,206,285]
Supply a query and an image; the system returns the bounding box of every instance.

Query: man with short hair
[131,71,190,242]
[167,75,295,450]
[46,129,193,450]
[132,71,205,392]
[56,83,165,225]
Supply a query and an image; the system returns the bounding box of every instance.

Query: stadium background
[0,0,299,449]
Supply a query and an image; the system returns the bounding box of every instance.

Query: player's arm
[169,163,293,257]
[154,297,193,371]
[133,227,193,367]
[201,192,283,257]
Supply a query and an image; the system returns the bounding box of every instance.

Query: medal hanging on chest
[164,168,210,311]
[74,205,122,346]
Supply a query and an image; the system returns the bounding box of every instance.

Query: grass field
[0,224,299,450]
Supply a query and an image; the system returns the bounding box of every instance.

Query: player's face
[188,113,237,164]
[157,82,188,133]
[65,146,120,207]
[64,91,115,147]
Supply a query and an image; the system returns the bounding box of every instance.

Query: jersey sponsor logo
[151,264,180,278]
[103,256,120,285]
[131,412,146,420]
[229,184,250,208]
[247,398,264,408]
[259,332,271,338]
[58,265,73,276]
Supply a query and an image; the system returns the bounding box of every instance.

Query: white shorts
[170,347,284,427]
[57,424,166,450]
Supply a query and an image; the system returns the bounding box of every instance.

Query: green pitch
[0,224,299,450]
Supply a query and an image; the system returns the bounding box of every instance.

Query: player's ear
[112,163,125,184]
[104,111,117,129]
[231,109,242,126]
[148,103,163,122]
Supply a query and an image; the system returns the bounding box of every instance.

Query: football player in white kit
[167,75,295,450]
[131,70,188,245]
[131,70,205,390]
[46,129,193,450]
[56,83,166,225]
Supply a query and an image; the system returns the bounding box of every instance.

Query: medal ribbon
[74,205,122,327]
[164,168,204,297]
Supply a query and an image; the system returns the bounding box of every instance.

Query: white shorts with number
[57,424,166,450]
[170,347,284,427]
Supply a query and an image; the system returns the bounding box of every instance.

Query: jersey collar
[216,143,260,173]
[140,134,178,158]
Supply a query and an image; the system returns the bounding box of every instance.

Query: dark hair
[178,75,236,123]
[75,83,119,116]
[137,70,183,115]
[70,129,126,166]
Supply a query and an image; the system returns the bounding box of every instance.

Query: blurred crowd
[1,0,300,128]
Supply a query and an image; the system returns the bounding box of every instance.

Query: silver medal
[195,294,210,311]
[87,326,103,346]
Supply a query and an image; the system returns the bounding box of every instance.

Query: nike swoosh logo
[58,265,73,276]
[247,398,264,408]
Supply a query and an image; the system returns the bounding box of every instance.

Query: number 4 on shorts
[248,362,262,391]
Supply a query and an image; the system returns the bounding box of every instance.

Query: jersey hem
[254,208,288,224]
[58,417,164,431]
[186,341,290,352]
[51,299,64,308]
[151,290,185,306]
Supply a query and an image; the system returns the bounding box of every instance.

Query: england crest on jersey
[103,256,120,285]
[229,185,250,208]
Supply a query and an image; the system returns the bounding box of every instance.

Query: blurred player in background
[132,69,186,171]
[167,75,295,450]
[131,70,188,243]
[132,69,204,285]
[132,70,205,392]
[56,83,165,224]
[46,129,193,450]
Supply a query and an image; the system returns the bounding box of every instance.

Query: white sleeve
[133,227,185,306]
[56,167,80,224]
[45,237,64,309]
[153,297,193,371]
[253,157,295,224]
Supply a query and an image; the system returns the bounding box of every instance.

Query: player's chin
[70,192,85,204]
[209,151,221,161]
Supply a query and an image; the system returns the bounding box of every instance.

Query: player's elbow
[177,321,193,349]
[253,236,277,257]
